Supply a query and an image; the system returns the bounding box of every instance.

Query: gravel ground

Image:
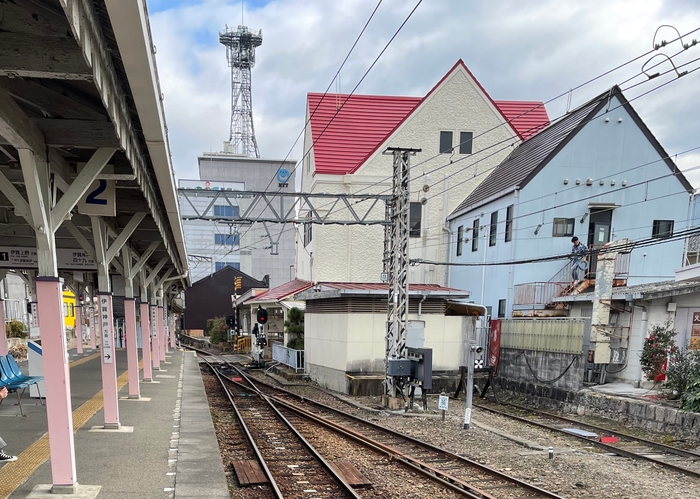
[242,369,700,499]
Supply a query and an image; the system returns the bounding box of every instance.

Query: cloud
[150,0,700,187]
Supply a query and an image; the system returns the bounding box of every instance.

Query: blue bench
[0,354,44,416]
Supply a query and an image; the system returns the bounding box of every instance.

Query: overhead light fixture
[580,213,588,224]
[534,224,542,235]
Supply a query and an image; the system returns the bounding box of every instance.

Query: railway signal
[257,307,268,325]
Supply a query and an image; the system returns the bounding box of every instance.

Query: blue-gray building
[447,86,694,318]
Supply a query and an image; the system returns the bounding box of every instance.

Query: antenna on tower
[219,21,262,157]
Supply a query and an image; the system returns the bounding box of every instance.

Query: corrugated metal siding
[306,297,446,314]
[500,318,585,354]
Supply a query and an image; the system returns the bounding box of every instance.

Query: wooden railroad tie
[329,459,372,488]
[231,460,268,486]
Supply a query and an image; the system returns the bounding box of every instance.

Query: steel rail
[473,402,700,479]
[222,366,564,499]
[493,400,700,460]
[203,359,284,498]
[215,363,363,499]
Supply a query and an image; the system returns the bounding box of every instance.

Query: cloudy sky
[148,0,700,185]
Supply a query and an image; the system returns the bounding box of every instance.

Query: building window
[215,262,241,271]
[552,218,575,237]
[505,205,514,242]
[215,233,240,245]
[652,220,674,239]
[304,214,313,246]
[459,131,473,154]
[70,304,75,317]
[498,299,506,318]
[439,131,453,154]
[214,205,239,217]
[489,211,498,247]
[472,219,479,252]
[63,303,68,317]
[410,202,422,237]
[456,225,464,256]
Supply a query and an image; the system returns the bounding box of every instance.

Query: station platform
[0,349,228,499]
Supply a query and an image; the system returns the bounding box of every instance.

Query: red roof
[247,279,312,303]
[494,101,550,140]
[307,60,549,175]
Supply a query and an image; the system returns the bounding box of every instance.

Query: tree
[284,307,304,350]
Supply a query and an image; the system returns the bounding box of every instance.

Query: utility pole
[383,147,421,398]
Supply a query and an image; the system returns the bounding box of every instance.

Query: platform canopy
[0,0,188,288]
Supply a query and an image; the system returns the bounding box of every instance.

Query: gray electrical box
[407,347,432,390]
[407,320,425,348]
[387,359,413,376]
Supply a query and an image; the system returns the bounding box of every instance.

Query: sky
[148,0,700,186]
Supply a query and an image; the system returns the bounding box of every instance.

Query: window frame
[498,299,507,318]
[456,225,464,256]
[439,131,453,154]
[303,213,313,247]
[459,131,473,155]
[215,233,240,245]
[652,219,674,239]
[409,202,422,238]
[505,205,514,242]
[213,205,239,217]
[552,217,575,237]
[489,211,498,247]
[471,219,479,252]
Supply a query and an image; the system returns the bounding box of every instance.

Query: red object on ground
[600,436,618,444]
[232,377,243,382]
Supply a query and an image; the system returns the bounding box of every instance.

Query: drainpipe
[442,174,451,287]
[480,224,488,308]
[633,304,648,388]
[417,293,428,318]
[506,190,519,318]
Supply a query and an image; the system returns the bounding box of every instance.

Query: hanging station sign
[0,247,96,270]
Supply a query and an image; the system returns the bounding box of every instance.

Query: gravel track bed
[246,370,700,498]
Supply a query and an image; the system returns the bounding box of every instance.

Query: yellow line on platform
[0,358,143,498]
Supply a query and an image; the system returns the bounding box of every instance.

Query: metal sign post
[463,345,483,429]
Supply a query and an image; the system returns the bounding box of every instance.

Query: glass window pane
[459,132,473,154]
[410,202,422,237]
[439,131,453,154]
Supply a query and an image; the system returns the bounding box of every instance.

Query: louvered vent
[306,297,446,314]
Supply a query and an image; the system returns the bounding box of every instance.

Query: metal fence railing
[272,343,305,373]
[514,282,569,306]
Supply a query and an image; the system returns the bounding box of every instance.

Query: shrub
[207,317,228,344]
[8,343,28,361]
[284,307,304,351]
[681,379,700,412]
[640,321,677,381]
[666,349,700,398]
[5,320,28,339]
[287,337,304,350]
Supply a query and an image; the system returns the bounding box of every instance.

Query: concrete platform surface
[0,348,229,499]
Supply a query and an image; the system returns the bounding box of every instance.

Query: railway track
[473,400,700,478]
[212,361,565,499]
[204,358,362,499]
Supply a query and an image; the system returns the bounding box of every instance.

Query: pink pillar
[140,302,153,381]
[75,305,83,355]
[0,299,7,356]
[89,306,96,350]
[36,278,77,487]
[158,306,167,355]
[97,292,119,428]
[169,313,175,349]
[150,305,161,370]
[124,298,140,398]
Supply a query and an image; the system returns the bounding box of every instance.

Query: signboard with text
[0,247,96,270]
[691,312,700,350]
[100,295,113,364]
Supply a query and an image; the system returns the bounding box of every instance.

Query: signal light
[226,315,236,328]
[256,308,268,325]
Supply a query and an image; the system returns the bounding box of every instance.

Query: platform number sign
[77,164,116,217]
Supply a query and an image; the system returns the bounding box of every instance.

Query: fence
[500,318,585,354]
[272,343,305,373]
[514,282,568,306]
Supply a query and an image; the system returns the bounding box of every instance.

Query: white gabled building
[296,60,549,285]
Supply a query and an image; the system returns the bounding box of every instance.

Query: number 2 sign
[77,165,116,217]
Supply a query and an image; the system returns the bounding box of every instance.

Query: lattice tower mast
[219,25,263,157]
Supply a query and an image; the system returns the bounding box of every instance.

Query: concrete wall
[498,348,584,393]
[450,95,691,316]
[298,63,518,284]
[305,309,475,392]
[179,154,297,287]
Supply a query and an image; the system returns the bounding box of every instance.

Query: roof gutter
[448,186,518,221]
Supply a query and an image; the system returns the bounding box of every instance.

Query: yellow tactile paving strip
[0,355,142,498]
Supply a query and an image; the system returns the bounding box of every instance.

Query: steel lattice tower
[219,25,262,157]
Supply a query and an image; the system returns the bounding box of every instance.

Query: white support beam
[51,148,116,230]
[144,258,168,287]
[132,241,160,275]
[154,269,174,291]
[63,221,96,261]
[90,217,110,291]
[105,212,146,263]
[0,85,45,153]
[0,168,32,223]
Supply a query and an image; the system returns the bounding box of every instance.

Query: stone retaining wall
[497,378,700,440]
